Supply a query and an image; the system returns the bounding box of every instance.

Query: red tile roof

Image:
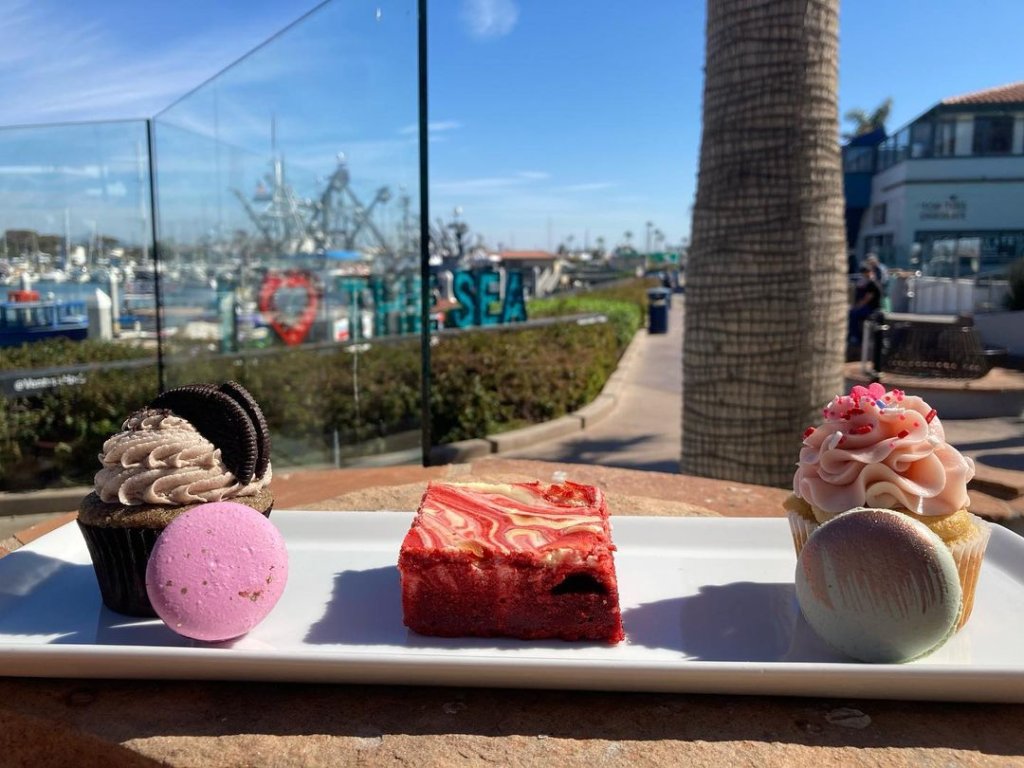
[942,81,1024,105]
[499,250,557,261]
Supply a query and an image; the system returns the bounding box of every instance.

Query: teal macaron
[795,507,962,663]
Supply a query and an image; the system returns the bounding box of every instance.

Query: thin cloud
[0,165,103,177]
[0,1,313,125]
[433,170,548,194]
[460,0,519,39]
[399,120,462,136]
[559,182,617,192]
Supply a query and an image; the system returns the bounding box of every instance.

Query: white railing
[904,276,1009,315]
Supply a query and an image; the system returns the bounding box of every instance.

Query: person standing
[865,252,888,287]
[848,264,882,345]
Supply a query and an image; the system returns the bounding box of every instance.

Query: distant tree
[4,229,38,254]
[37,235,62,254]
[843,98,893,139]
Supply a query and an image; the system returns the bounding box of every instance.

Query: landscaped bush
[0,339,157,489]
[528,278,652,348]
[0,280,648,490]
[430,320,620,443]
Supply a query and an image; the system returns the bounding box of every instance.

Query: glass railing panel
[0,119,159,491]
[151,0,421,470]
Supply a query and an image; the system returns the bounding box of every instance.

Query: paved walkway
[505,298,685,473]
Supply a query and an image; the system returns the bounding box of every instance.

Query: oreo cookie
[151,384,259,485]
[219,381,271,481]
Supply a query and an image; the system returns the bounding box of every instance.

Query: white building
[856,81,1024,284]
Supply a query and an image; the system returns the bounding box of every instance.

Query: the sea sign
[369,273,422,336]
[363,269,528,335]
[446,269,527,329]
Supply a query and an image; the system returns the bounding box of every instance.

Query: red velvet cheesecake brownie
[398,480,625,643]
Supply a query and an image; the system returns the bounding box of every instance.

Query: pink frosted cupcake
[785,382,990,630]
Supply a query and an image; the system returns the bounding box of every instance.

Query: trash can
[647,288,669,334]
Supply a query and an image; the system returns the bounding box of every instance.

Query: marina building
[848,81,1024,282]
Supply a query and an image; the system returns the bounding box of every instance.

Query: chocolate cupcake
[78,382,274,616]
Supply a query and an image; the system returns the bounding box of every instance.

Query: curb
[572,394,617,429]
[428,439,493,465]
[486,415,584,454]
[0,487,87,518]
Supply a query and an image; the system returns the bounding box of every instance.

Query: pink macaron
[146,501,288,642]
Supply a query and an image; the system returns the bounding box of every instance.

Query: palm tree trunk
[682,0,847,487]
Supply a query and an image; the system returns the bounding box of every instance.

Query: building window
[973,115,1014,155]
[842,145,874,173]
[934,119,957,157]
[872,203,887,226]
[910,121,933,158]
[863,234,894,264]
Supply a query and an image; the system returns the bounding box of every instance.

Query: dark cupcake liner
[77,502,274,617]
[77,521,163,617]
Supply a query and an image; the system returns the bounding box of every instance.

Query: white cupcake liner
[787,510,819,557]
[949,515,992,631]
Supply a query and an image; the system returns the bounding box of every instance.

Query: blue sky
[1,0,1022,251]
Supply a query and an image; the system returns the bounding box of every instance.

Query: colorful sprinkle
[897,430,909,439]
[803,427,816,438]
[925,409,937,424]
[850,424,873,435]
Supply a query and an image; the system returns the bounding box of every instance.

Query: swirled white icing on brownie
[406,481,610,557]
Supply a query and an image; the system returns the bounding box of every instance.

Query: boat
[0,288,89,347]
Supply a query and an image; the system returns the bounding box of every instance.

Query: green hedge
[431,320,621,442]
[0,281,648,490]
[0,339,158,490]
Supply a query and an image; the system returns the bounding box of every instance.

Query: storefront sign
[920,195,967,221]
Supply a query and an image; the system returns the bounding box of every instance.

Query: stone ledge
[970,465,1024,501]
[14,512,77,547]
[844,364,1024,418]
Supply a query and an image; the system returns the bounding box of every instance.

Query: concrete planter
[975,311,1024,356]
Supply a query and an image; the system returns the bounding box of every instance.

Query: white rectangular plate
[1,512,1023,702]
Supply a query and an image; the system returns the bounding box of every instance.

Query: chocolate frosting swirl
[94,409,272,506]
